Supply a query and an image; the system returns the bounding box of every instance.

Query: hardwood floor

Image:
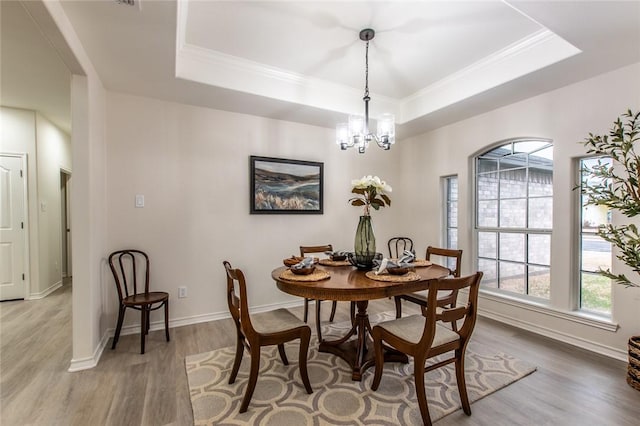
[1,283,638,425]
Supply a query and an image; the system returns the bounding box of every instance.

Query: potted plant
[580,109,640,391]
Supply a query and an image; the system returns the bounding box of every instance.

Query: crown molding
[175,41,399,119]
[400,29,582,123]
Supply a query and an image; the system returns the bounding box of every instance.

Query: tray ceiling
[4,1,640,138]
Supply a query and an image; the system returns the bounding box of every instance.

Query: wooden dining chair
[299,244,338,323]
[108,249,170,354]
[371,272,483,426]
[387,236,414,258]
[394,246,463,330]
[223,261,313,413]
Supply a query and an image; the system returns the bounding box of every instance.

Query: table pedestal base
[318,300,408,381]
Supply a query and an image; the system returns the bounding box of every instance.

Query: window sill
[478,289,619,332]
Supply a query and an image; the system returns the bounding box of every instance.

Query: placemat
[279,269,330,282]
[390,259,432,267]
[411,259,433,267]
[319,259,352,267]
[365,271,421,282]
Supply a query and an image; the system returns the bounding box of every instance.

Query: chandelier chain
[364,40,370,99]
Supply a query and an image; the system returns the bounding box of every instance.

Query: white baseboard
[78,296,629,371]
[478,308,628,362]
[68,331,110,372]
[82,299,305,370]
[111,299,305,337]
[28,280,63,300]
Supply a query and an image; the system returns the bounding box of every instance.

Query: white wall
[35,113,71,296]
[105,92,403,327]
[0,107,39,295]
[40,0,108,371]
[68,70,107,371]
[44,0,635,363]
[0,107,71,298]
[104,65,640,359]
[401,62,640,357]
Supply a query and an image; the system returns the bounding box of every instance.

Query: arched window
[475,139,552,299]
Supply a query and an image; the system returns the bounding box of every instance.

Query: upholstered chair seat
[374,315,459,346]
[252,309,307,334]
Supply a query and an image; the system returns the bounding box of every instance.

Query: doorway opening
[60,170,72,280]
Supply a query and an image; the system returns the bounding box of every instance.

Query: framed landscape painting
[250,156,323,214]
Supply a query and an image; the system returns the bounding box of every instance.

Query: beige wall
[0,107,71,297]
[401,62,640,357]
[105,92,403,326]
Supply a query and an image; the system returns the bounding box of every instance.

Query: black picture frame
[250,156,324,214]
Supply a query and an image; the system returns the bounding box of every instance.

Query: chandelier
[336,29,395,154]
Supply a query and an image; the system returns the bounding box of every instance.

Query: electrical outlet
[178,286,187,298]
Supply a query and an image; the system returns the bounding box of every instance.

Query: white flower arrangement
[349,175,392,216]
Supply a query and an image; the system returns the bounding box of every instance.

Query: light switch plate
[135,194,144,208]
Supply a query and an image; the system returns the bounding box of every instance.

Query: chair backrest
[426,246,462,277]
[223,261,255,337]
[300,244,333,257]
[108,249,150,301]
[388,237,414,258]
[419,272,483,351]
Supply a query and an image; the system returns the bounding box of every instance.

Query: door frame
[60,167,72,279]
[1,152,31,299]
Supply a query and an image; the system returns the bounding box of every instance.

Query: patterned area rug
[186,312,536,425]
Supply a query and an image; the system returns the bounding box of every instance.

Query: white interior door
[0,155,27,300]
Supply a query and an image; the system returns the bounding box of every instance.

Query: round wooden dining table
[272,263,450,381]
